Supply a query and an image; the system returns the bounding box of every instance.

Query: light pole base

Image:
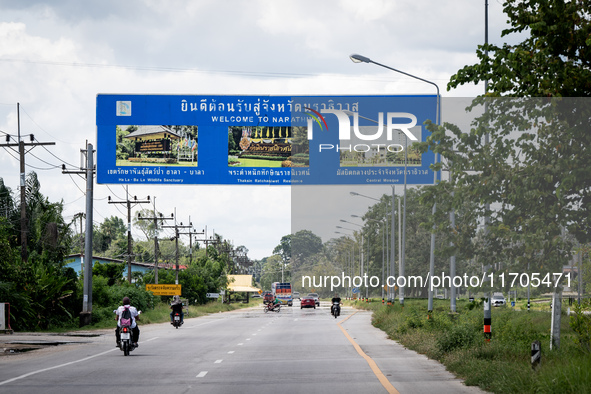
[79,312,92,327]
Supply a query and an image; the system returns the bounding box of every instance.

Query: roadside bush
[570,300,591,353]
[436,323,479,353]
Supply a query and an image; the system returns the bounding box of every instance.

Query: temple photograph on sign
[116,125,198,166]
[227,125,309,168]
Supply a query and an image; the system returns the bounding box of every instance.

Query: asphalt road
[0,302,486,394]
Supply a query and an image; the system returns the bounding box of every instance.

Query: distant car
[292,291,301,300]
[307,293,320,307]
[251,293,262,298]
[300,296,316,309]
[263,291,273,305]
[491,293,506,307]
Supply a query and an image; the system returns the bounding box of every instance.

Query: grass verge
[73,299,263,331]
[349,298,591,394]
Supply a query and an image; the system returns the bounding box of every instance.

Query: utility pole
[108,188,150,283]
[177,218,204,265]
[73,212,85,256]
[62,143,94,327]
[0,103,55,263]
[137,198,173,284]
[162,212,193,284]
[195,226,220,259]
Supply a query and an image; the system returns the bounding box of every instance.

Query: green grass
[68,299,263,331]
[351,298,591,394]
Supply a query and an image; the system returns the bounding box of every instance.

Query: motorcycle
[119,325,136,356]
[264,303,281,313]
[115,309,140,356]
[172,312,183,328]
[331,302,341,318]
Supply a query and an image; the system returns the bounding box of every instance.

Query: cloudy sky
[0,1,511,259]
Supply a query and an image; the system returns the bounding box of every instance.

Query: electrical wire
[19,105,79,146]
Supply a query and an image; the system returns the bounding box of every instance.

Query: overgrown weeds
[352,298,591,393]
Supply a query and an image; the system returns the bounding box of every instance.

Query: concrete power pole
[162,214,193,284]
[137,199,173,284]
[62,143,95,327]
[0,103,55,263]
[108,189,150,283]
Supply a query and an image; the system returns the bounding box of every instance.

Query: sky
[0,0,512,260]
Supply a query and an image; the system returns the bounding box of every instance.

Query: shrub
[281,160,292,167]
[436,323,478,353]
[570,300,591,353]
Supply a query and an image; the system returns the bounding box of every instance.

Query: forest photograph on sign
[96,94,437,185]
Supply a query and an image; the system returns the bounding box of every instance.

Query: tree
[0,174,77,330]
[93,216,126,254]
[420,0,591,278]
[449,0,591,97]
[273,234,291,266]
[291,230,323,269]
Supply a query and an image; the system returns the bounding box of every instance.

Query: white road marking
[214,360,223,364]
[237,343,243,346]
[0,347,119,386]
[246,338,251,341]
[228,351,235,354]
[197,371,208,378]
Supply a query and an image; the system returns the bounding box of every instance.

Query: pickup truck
[492,292,506,307]
[263,291,273,305]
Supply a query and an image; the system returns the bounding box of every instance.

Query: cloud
[0,1,511,260]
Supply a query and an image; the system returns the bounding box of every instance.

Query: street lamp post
[340,219,366,298]
[352,214,386,301]
[335,231,356,299]
[350,54,440,311]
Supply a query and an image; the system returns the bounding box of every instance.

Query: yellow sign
[146,284,182,296]
[258,289,263,294]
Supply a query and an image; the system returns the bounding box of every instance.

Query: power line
[108,189,150,283]
[0,103,56,262]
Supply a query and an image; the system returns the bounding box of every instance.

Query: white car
[491,293,506,307]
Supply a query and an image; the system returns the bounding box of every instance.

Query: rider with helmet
[331,293,342,316]
[115,296,140,348]
[170,295,184,325]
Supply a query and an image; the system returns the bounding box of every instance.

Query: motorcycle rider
[331,293,342,316]
[270,295,281,310]
[115,296,140,348]
[170,295,184,325]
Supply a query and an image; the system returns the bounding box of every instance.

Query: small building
[226,274,261,303]
[62,254,186,279]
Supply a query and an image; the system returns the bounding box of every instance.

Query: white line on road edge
[0,320,221,387]
[0,335,161,387]
[0,347,119,386]
[196,371,208,378]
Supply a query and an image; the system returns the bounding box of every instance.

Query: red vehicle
[300,296,316,309]
[263,291,273,305]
